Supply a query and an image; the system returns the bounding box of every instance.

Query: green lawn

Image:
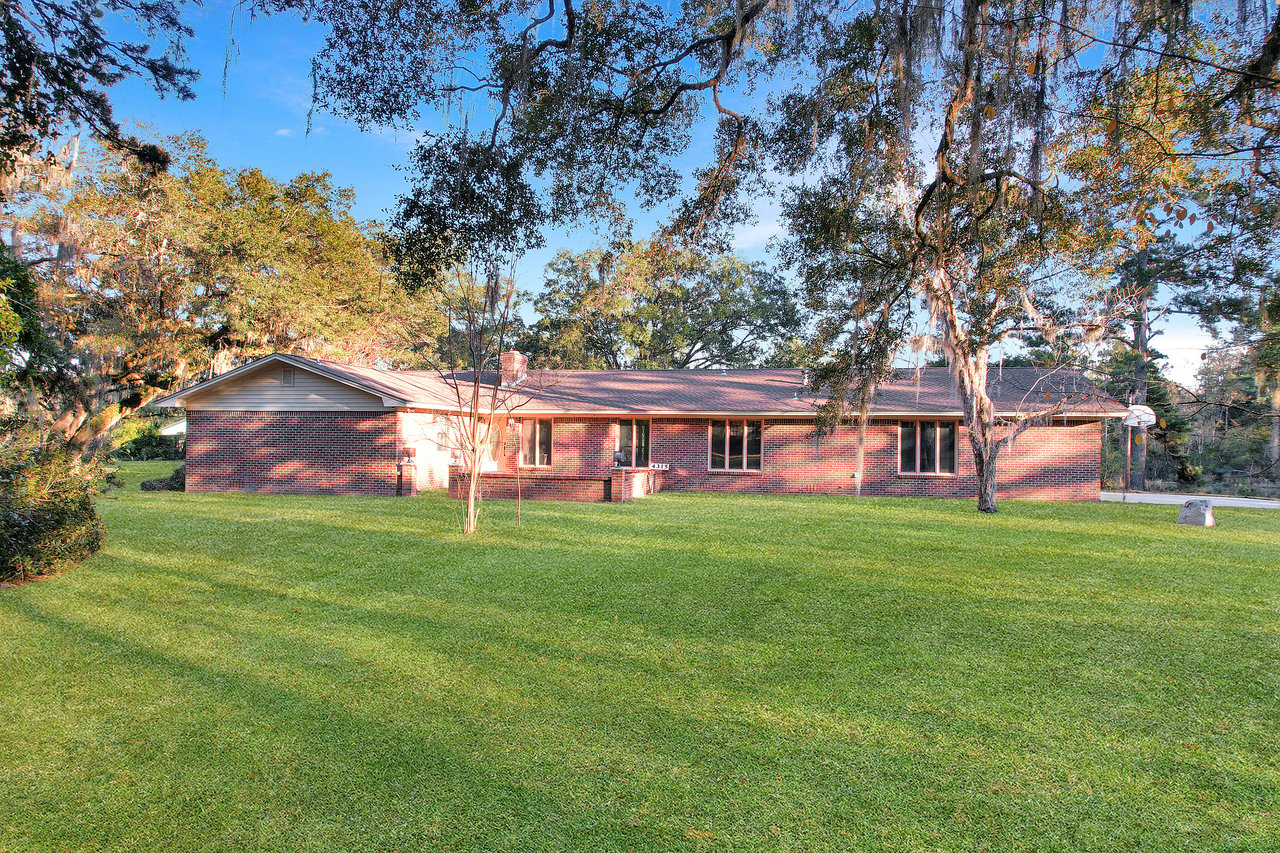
[2,463,1278,852]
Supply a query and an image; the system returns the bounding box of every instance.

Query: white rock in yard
[1177,499,1215,527]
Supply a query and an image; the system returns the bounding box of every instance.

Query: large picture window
[709,420,762,471]
[618,419,650,468]
[900,420,957,475]
[521,418,552,467]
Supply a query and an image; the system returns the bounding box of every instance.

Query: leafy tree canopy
[3,134,444,447]
[520,240,801,369]
[257,0,1280,509]
[0,0,197,187]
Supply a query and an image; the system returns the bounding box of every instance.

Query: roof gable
[155,354,404,410]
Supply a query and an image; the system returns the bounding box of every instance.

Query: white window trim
[707,419,763,473]
[898,419,959,477]
[519,417,554,468]
[616,418,651,468]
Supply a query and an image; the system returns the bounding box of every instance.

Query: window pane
[711,420,726,469]
[900,422,917,472]
[488,419,503,461]
[746,421,761,470]
[939,421,956,474]
[619,419,634,466]
[522,419,536,466]
[920,421,937,474]
[728,420,745,469]
[635,421,650,468]
[537,419,552,466]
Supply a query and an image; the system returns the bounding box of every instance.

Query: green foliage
[198,165,445,366]
[1191,348,1275,480]
[109,418,183,461]
[0,429,105,581]
[0,248,57,387]
[0,261,20,353]
[1186,173,1280,475]
[139,464,184,491]
[1094,343,1200,484]
[521,241,801,369]
[258,0,707,259]
[6,135,444,448]
[0,0,196,184]
[390,134,548,278]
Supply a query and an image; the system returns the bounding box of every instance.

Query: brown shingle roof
[159,354,1126,418]
[427,365,1125,418]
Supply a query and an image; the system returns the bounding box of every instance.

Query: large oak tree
[523,240,801,369]
[262,0,1280,510]
[4,135,443,448]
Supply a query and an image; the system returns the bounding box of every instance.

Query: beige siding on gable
[185,363,391,411]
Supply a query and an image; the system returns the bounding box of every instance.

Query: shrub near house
[0,431,105,581]
[111,418,184,461]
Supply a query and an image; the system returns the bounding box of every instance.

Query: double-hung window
[899,420,957,475]
[618,419,650,468]
[709,420,762,471]
[521,418,552,467]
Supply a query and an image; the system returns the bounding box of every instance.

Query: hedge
[1,431,106,582]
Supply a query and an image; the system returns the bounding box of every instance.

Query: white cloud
[275,128,296,138]
[732,219,785,252]
[730,190,789,254]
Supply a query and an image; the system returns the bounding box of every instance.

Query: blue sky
[107,1,1213,386]
[110,4,424,222]
[108,1,756,265]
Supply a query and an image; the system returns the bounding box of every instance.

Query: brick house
[156,351,1126,501]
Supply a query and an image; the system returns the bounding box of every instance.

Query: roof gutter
[398,406,1126,419]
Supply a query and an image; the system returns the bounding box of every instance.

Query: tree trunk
[1268,374,1280,474]
[1128,271,1151,491]
[974,448,999,513]
[463,454,481,534]
[852,413,868,497]
[462,387,484,535]
[67,387,166,452]
[951,348,1002,512]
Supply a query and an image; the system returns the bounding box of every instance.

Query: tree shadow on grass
[8,539,1280,852]
[0,593,678,852]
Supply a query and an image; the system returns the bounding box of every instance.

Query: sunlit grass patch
[0,463,1276,851]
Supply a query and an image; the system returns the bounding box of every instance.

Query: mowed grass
[1,464,1278,852]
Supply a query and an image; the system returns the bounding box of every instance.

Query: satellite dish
[1123,404,1157,427]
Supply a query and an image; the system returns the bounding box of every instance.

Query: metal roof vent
[796,369,811,397]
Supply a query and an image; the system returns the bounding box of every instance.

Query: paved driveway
[1101,491,1280,509]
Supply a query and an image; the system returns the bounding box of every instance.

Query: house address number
[649,463,670,471]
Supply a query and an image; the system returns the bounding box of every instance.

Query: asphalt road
[1100,491,1280,510]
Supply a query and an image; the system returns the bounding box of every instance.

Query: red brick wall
[189,410,1103,501]
[449,470,609,501]
[500,415,616,476]
[610,468,664,502]
[489,416,1102,501]
[856,419,1102,500]
[185,410,407,496]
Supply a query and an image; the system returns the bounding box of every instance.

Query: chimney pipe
[500,350,528,386]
